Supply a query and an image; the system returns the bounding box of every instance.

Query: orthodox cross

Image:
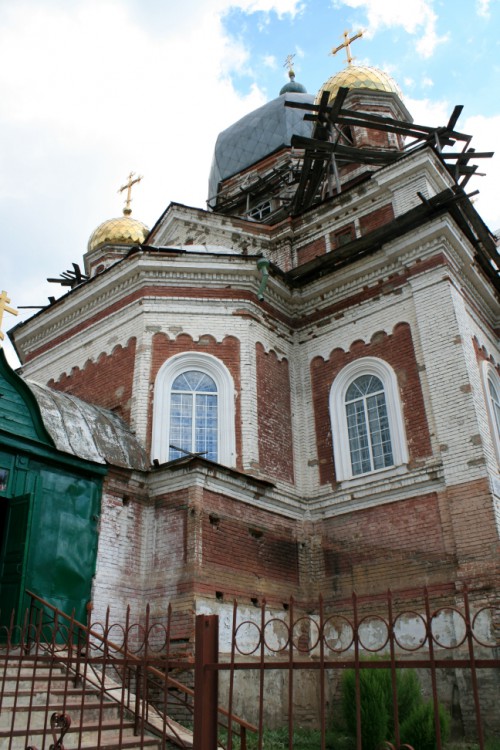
[331,29,363,65]
[0,290,18,342]
[118,171,143,215]
[284,53,295,73]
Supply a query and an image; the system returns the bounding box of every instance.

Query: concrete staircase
[0,653,192,749]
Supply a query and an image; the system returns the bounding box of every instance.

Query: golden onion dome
[87,213,149,253]
[316,64,403,105]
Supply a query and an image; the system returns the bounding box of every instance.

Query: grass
[219,727,500,750]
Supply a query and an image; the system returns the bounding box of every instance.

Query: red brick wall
[359,203,395,234]
[319,492,455,599]
[199,489,300,602]
[150,333,242,467]
[48,337,136,423]
[256,343,294,483]
[310,323,432,484]
[355,126,392,149]
[445,478,500,585]
[330,223,355,250]
[318,477,500,601]
[296,237,327,266]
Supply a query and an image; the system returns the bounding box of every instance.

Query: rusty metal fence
[0,586,498,750]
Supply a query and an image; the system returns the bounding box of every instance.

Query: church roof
[87,215,149,253]
[27,381,149,470]
[208,91,315,205]
[317,64,403,104]
[279,71,307,96]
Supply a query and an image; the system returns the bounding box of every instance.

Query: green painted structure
[0,349,105,625]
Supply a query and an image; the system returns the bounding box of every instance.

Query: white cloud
[2,0,306,367]
[462,113,500,232]
[404,96,500,231]
[404,95,451,128]
[334,0,448,57]
[235,0,304,15]
[263,54,278,68]
[476,0,491,17]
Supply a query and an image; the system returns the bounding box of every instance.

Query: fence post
[193,614,219,750]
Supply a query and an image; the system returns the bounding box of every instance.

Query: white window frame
[152,352,236,466]
[482,361,500,465]
[329,357,408,481]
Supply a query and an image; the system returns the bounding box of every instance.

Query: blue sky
[225,1,500,115]
[1,0,499,366]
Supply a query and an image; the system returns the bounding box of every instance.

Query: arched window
[345,374,394,475]
[487,376,500,439]
[152,353,236,466]
[482,361,500,463]
[330,357,408,481]
[169,371,218,461]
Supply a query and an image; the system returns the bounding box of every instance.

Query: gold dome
[316,65,403,105]
[87,215,149,253]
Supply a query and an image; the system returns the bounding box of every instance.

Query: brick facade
[310,323,432,485]
[48,337,137,423]
[11,82,500,668]
[256,343,294,483]
[319,491,454,599]
[150,332,242,466]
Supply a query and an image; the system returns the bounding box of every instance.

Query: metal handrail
[25,590,258,742]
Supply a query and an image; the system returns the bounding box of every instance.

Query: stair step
[0,654,191,750]
[2,718,136,735]
[1,686,97,698]
[5,699,120,712]
[67,735,161,749]
[0,732,161,750]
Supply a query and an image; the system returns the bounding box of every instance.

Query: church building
[2,42,499,643]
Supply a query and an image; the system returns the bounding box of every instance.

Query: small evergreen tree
[340,666,449,750]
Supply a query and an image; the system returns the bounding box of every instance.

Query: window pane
[346,400,371,475]
[172,371,217,393]
[195,394,218,461]
[346,374,384,401]
[345,376,393,475]
[488,377,500,438]
[367,393,393,469]
[169,393,193,459]
[169,371,219,461]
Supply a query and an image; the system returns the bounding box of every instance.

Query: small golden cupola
[316,30,412,153]
[85,172,149,277]
[318,64,403,104]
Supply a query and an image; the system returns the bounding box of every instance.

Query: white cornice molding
[145,455,445,521]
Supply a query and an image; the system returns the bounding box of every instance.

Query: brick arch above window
[329,357,409,481]
[152,352,236,467]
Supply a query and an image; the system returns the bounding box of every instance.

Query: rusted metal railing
[0,586,498,750]
[0,591,256,750]
[196,586,499,750]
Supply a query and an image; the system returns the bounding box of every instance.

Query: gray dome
[208,92,315,206]
[279,80,307,95]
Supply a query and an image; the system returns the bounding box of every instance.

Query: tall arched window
[487,376,500,439]
[169,371,218,461]
[482,361,500,463]
[345,374,394,475]
[152,353,235,466]
[330,357,408,481]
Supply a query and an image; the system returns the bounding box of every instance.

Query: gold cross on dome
[331,29,364,66]
[284,54,295,73]
[118,171,143,216]
[0,290,18,342]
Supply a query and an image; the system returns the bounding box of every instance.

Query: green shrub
[341,669,389,750]
[340,666,449,750]
[400,699,450,750]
